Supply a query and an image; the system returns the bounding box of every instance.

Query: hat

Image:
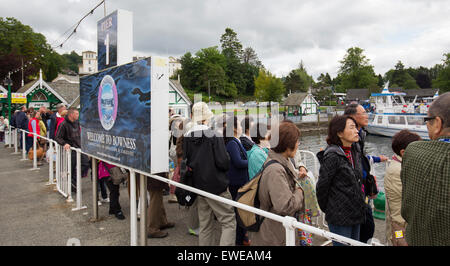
[192,102,213,124]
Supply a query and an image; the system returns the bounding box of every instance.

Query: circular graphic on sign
[98,75,118,131]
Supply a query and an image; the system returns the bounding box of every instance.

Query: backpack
[174,138,197,207]
[235,160,279,232]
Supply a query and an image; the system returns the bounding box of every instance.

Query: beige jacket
[250,150,304,246]
[384,155,407,246]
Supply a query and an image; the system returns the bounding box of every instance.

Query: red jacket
[28,118,40,138]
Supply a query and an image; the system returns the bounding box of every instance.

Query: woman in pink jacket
[98,161,125,220]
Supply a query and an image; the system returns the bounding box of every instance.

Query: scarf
[341,146,354,168]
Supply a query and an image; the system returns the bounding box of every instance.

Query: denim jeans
[328,224,361,246]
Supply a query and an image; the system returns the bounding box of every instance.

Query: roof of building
[48,80,80,105]
[52,74,80,84]
[0,85,7,93]
[346,89,371,101]
[388,88,438,97]
[283,93,308,106]
[169,79,192,105]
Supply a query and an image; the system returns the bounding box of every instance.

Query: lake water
[298,132,395,191]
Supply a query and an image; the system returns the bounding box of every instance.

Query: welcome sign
[80,57,169,174]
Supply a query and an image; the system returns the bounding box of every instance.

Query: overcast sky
[1,0,450,79]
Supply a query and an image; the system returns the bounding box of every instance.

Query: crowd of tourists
[2,91,448,246]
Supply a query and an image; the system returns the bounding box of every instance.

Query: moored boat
[366,83,435,140]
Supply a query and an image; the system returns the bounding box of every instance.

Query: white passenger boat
[366,83,435,140]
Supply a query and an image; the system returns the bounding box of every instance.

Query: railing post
[72,149,87,211]
[91,158,98,221]
[29,133,39,170]
[139,174,147,246]
[55,144,61,191]
[283,216,297,246]
[66,149,73,202]
[13,129,19,154]
[8,124,12,148]
[47,141,54,186]
[130,170,137,246]
[21,130,27,161]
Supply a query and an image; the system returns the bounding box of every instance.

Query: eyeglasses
[424,116,436,123]
[424,116,445,125]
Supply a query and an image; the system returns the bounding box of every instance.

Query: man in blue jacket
[15,106,29,149]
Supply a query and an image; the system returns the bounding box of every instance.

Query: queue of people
[3,92,448,246]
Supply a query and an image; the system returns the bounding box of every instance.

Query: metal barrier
[6,126,382,246]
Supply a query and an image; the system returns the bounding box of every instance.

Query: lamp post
[4,73,12,122]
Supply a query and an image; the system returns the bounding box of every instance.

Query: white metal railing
[6,126,382,246]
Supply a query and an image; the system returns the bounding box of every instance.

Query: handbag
[174,139,197,207]
[365,174,378,197]
[107,166,128,185]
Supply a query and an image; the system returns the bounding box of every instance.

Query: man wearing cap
[183,102,236,246]
[49,103,66,140]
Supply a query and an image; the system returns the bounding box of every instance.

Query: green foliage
[254,69,285,102]
[384,60,419,89]
[61,51,82,73]
[432,53,450,92]
[0,17,83,91]
[179,28,262,101]
[284,61,314,94]
[336,47,378,91]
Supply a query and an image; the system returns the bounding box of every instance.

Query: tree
[0,17,70,89]
[316,72,333,87]
[284,61,314,94]
[242,47,262,67]
[336,47,378,91]
[254,69,285,102]
[220,28,243,59]
[432,53,450,92]
[384,60,419,89]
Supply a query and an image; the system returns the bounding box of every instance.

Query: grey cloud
[1,0,449,78]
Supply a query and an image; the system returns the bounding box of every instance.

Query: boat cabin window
[378,116,383,124]
[407,116,426,126]
[388,116,406,125]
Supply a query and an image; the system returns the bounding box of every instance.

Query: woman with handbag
[98,160,125,220]
[316,115,366,245]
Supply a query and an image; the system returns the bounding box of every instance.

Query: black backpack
[174,139,197,207]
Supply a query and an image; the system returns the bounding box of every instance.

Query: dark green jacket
[401,135,450,246]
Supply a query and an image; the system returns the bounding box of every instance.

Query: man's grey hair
[344,103,360,116]
[429,92,450,128]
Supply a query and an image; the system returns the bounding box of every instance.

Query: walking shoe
[115,211,125,220]
[148,231,168,238]
[97,201,102,206]
[100,198,110,203]
[188,228,199,236]
[168,194,178,203]
[159,222,175,230]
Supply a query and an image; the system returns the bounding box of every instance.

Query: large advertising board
[80,57,169,174]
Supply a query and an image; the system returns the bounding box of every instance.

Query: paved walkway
[0,143,386,246]
[0,144,204,246]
